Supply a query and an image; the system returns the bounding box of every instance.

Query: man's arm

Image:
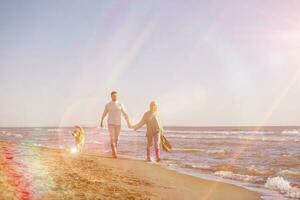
[100,105,108,128]
[121,104,133,128]
[121,104,129,121]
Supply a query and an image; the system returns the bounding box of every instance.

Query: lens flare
[70,147,78,154]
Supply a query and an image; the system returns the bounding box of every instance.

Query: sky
[0,0,300,127]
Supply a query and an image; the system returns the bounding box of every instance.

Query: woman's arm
[132,115,146,131]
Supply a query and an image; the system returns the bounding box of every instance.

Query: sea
[0,126,299,199]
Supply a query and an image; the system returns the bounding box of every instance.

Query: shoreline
[0,140,261,199]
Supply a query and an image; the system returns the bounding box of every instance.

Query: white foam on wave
[206,149,228,154]
[281,129,300,137]
[164,130,273,135]
[238,135,287,142]
[91,141,104,145]
[172,148,204,152]
[279,169,300,177]
[265,176,300,199]
[0,131,23,138]
[32,143,48,148]
[246,166,271,176]
[214,171,263,183]
[159,133,292,142]
[47,128,62,132]
[191,164,211,170]
[14,133,23,138]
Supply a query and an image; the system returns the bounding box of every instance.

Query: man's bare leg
[108,125,117,158]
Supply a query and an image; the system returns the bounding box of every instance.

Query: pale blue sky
[1,0,300,127]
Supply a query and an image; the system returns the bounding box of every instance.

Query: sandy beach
[0,141,261,200]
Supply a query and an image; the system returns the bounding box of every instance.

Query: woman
[128,101,162,162]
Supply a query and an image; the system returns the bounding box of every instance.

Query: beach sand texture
[0,141,260,200]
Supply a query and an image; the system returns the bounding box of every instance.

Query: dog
[72,125,85,152]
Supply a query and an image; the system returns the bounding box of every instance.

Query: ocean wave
[91,141,104,145]
[279,170,300,177]
[163,133,291,142]
[206,149,230,154]
[166,134,232,140]
[265,176,300,199]
[164,130,274,135]
[281,129,300,136]
[47,128,62,132]
[0,131,23,138]
[178,163,212,170]
[214,171,263,183]
[172,148,204,152]
[246,166,273,176]
[171,148,230,155]
[20,142,54,149]
[32,143,49,148]
[191,164,211,170]
[211,163,237,172]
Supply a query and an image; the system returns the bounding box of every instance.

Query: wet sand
[0,141,261,200]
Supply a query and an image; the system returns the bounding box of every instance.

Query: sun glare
[70,147,78,154]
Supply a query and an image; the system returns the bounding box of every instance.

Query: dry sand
[0,141,261,200]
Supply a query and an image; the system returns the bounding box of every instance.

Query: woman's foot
[155,148,161,162]
[111,145,117,158]
[146,148,151,162]
[112,153,117,159]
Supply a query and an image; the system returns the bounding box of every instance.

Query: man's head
[111,91,118,102]
[149,101,158,112]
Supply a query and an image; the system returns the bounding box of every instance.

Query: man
[128,101,162,162]
[100,91,129,158]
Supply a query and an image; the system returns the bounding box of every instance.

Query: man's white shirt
[105,101,127,126]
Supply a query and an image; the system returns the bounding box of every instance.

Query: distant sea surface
[1,126,299,199]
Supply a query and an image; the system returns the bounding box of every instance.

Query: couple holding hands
[100,91,163,162]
